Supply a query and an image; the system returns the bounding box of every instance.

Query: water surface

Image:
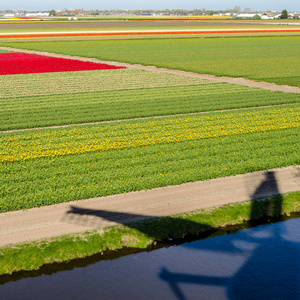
[2,217,300,299]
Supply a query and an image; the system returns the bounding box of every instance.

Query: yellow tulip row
[1,106,299,163]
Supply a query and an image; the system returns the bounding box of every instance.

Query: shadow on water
[1,170,300,299]
[159,171,300,300]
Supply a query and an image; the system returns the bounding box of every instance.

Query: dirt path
[0,166,299,247]
[1,46,300,94]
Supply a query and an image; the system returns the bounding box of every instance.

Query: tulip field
[4,35,300,87]
[0,44,300,213]
[1,61,300,130]
[0,52,125,75]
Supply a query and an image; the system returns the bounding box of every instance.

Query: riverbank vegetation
[0,191,299,276]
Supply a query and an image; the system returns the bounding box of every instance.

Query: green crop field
[0,68,210,99]
[1,105,299,213]
[3,36,300,87]
[1,68,300,131]
[1,35,300,213]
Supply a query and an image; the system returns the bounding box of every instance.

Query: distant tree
[244,8,252,13]
[49,9,56,16]
[234,6,241,13]
[90,9,100,16]
[252,14,261,19]
[280,9,288,19]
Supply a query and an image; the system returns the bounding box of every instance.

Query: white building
[234,13,260,19]
[25,12,50,17]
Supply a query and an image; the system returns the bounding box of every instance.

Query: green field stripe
[0,68,212,99]
[1,126,299,213]
[1,84,300,131]
[258,76,300,88]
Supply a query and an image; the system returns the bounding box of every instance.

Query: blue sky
[3,0,299,12]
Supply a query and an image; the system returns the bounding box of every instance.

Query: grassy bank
[1,191,299,276]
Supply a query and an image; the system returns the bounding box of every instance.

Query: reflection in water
[160,218,300,300]
[1,218,300,299]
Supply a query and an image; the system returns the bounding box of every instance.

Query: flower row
[0,52,125,75]
[1,106,299,163]
[1,29,300,39]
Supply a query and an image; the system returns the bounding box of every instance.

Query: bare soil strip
[1,46,299,94]
[0,166,299,247]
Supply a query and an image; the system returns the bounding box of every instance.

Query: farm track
[1,46,299,247]
[1,166,299,247]
[1,46,300,94]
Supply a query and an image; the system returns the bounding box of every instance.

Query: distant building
[261,14,274,19]
[234,13,259,19]
[26,12,49,17]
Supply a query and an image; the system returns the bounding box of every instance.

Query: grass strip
[0,191,299,276]
[1,83,300,131]
[3,36,300,87]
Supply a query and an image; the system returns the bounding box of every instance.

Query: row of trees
[47,8,292,18]
[48,7,254,17]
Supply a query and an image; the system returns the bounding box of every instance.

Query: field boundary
[1,46,300,94]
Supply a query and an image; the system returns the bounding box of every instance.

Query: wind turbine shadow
[66,205,216,241]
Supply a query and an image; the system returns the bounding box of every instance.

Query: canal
[1,216,300,299]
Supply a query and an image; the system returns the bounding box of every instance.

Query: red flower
[0,52,125,75]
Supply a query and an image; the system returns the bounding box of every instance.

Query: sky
[2,0,299,12]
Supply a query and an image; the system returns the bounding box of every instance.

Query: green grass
[1,191,299,275]
[1,81,300,130]
[3,36,300,87]
[0,49,9,53]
